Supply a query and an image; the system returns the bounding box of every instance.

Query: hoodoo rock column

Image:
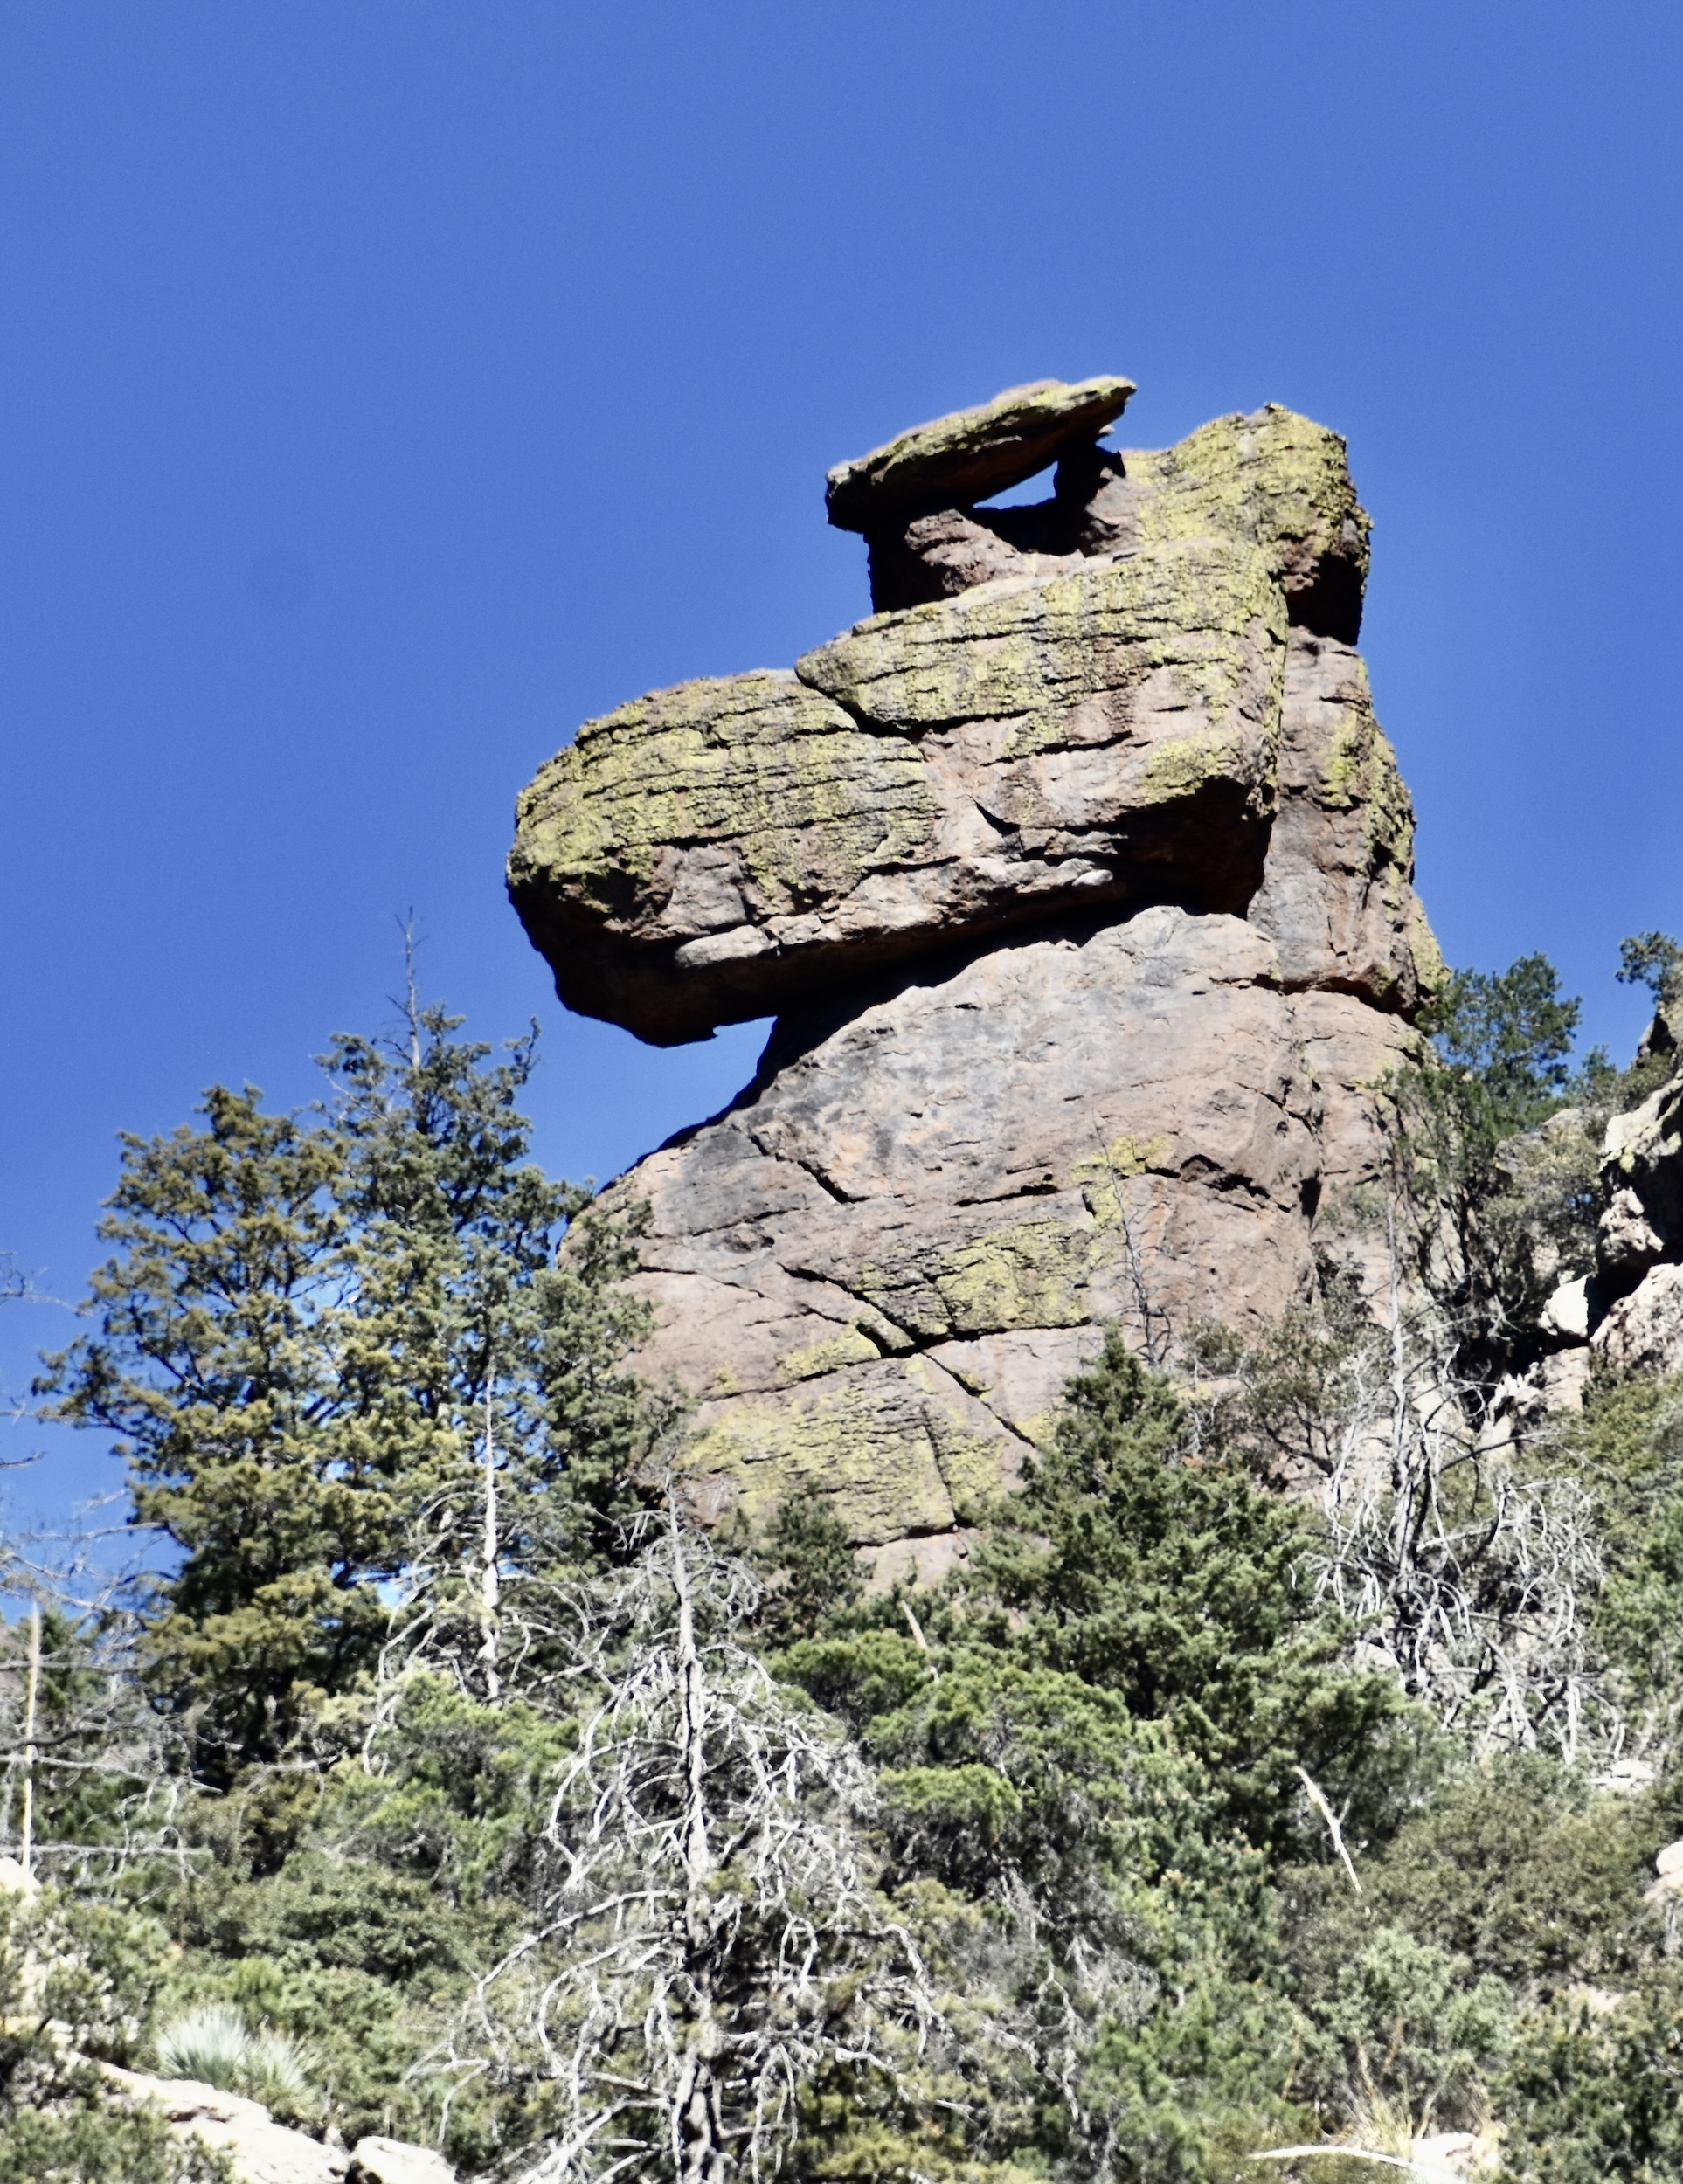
[508,379,1441,1569]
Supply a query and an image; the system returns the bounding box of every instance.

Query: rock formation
[1570,1067,1683,1380]
[509,379,1441,1565]
[100,2067,456,2184]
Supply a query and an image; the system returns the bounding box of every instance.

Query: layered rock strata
[509,379,1438,1552]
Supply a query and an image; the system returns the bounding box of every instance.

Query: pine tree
[38,1001,657,1776]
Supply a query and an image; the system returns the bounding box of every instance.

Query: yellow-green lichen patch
[774,1322,884,1385]
[1126,405,1370,592]
[1069,1134,1174,1192]
[1408,897,1447,1002]
[1312,666,1415,868]
[1139,731,1244,805]
[682,1381,957,1544]
[509,670,937,928]
[855,1216,1096,1340]
[917,1389,1018,1517]
[797,537,1284,752]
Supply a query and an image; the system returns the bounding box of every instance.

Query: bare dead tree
[0,1500,204,1886]
[1177,1188,1610,1762]
[426,1496,945,2184]
[1296,1211,1609,1761]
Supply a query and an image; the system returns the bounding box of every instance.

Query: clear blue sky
[4,2,1682,1531]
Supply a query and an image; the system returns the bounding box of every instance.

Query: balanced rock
[510,401,1411,1047]
[508,378,1438,1557]
[858,404,1371,634]
[511,537,1287,1046]
[823,375,1136,529]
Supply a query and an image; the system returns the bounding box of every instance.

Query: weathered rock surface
[1594,1261,1683,1378]
[1090,406,1372,642]
[1565,1068,1683,1378]
[511,537,1288,1044]
[861,404,1371,634]
[348,2137,457,2184]
[1602,1075,1683,1272]
[824,375,1136,529]
[102,2069,456,2184]
[509,377,1438,1551]
[1250,631,1436,1013]
[599,906,1414,1550]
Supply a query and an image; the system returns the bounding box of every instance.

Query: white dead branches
[433,1498,942,2184]
[1306,1230,1607,1762]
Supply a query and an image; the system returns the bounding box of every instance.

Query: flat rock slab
[510,539,1285,1044]
[599,903,1415,1555]
[106,2070,350,2184]
[825,375,1135,530]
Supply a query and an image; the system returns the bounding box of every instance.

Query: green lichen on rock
[774,1322,885,1385]
[1069,1134,1174,1194]
[855,1215,1099,1341]
[1124,405,1370,625]
[1140,732,1247,805]
[799,536,1285,753]
[682,1379,960,1543]
[914,1378,1018,1516]
[1315,667,1415,868]
[1408,897,1447,1003]
[509,669,936,930]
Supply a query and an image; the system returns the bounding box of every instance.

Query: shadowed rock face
[506,378,1438,1553]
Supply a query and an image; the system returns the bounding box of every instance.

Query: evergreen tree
[38,1001,656,1775]
[1384,952,1588,1388]
[972,1330,1407,1849]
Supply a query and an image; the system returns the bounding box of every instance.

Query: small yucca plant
[154,2001,316,2118]
[238,2026,315,2116]
[155,2001,249,2089]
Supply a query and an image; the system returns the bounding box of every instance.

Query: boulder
[599,904,1415,1556]
[100,2070,458,2184]
[104,2069,346,2184]
[1088,405,1372,641]
[1541,1275,1592,1344]
[1601,1073,1683,1278]
[1593,1261,1683,1378]
[511,538,1287,1044]
[823,375,1136,529]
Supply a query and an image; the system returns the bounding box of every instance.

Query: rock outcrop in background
[509,380,1442,1569]
[1551,1038,1683,1384]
